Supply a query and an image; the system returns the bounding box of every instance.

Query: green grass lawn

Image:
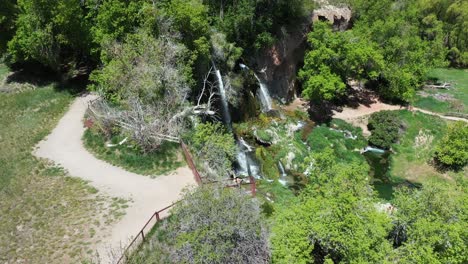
[0,72,123,263]
[414,68,468,115]
[83,128,183,177]
[389,110,465,184]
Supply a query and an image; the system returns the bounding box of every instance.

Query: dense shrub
[188,122,237,180]
[368,111,401,149]
[434,121,468,168]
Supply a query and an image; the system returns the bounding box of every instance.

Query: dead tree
[88,68,218,152]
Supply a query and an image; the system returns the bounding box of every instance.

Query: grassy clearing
[414,68,468,115]
[0,74,123,262]
[389,110,465,184]
[0,63,8,79]
[83,128,183,177]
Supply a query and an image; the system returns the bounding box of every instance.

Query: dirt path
[34,94,196,263]
[332,101,467,136]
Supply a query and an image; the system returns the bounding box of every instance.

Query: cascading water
[362,146,386,154]
[213,66,232,131]
[235,139,261,179]
[239,63,273,112]
[253,72,273,112]
[213,62,261,178]
[277,161,288,186]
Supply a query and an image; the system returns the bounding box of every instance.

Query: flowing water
[235,139,261,178]
[213,62,260,178]
[214,68,232,130]
[277,161,288,186]
[253,72,273,112]
[363,151,396,200]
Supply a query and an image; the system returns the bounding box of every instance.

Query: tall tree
[0,0,17,54]
[392,179,468,263]
[7,0,91,72]
[272,149,393,263]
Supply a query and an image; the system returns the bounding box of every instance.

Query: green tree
[188,122,237,180]
[170,186,270,263]
[392,179,468,263]
[434,121,468,168]
[89,30,192,104]
[7,0,91,72]
[87,0,143,61]
[272,149,393,263]
[368,111,401,149]
[299,22,384,102]
[0,0,17,54]
[206,0,308,53]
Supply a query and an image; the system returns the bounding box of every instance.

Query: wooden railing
[116,141,257,263]
[116,202,178,264]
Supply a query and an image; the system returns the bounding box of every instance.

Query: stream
[363,151,397,200]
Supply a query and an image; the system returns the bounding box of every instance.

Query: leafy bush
[306,123,367,164]
[368,111,401,149]
[256,129,273,143]
[434,121,468,168]
[188,122,237,180]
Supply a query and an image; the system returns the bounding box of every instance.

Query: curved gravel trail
[332,101,467,136]
[34,94,196,263]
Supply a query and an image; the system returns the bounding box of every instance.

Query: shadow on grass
[5,63,90,95]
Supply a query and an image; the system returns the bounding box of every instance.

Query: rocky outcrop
[253,4,352,104]
[312,5,352,31]
[253,19,312,104]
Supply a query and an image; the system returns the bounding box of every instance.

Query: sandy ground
[332,101,467,136]
[333,102,403,136]
[34,94,196,263]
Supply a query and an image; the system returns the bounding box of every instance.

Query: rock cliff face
[253,4,351,103]
[312,5,352,31]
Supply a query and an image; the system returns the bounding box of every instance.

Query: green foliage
[7,0,91,71]
[0,0,17,54]
[256,146,280,179]
[434,121,468,168]
[89,30,191,104]
[134,186,270,263]
[305,120,367,164]
[188,122,237,179]
[392,179,468,263]
[299,22,384,101]
[87,0,143,60]
[163,0,211,74]
[272,153,392,263]
[83,128,182,177]
[368,111,401,149]
[206,0,309,54]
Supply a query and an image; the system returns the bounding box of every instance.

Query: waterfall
[362,146,386,154]
[235,139,261,179]
[239,63,249,70]
[253,72,273,112]
[278,161,288,186]
[213,63,232,130]
[239,137,253,152]
[239,63,272,112]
